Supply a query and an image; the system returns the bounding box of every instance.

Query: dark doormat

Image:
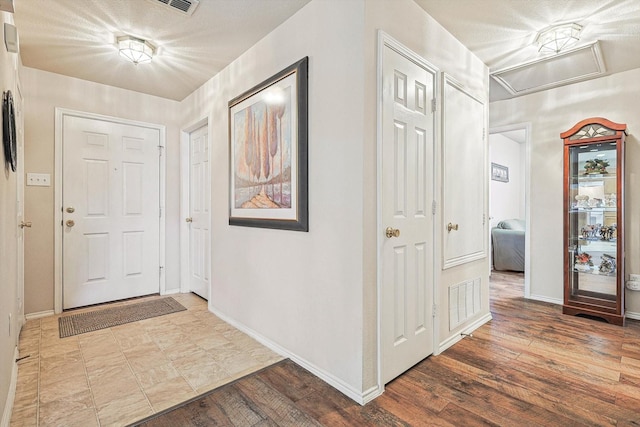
[58,297,186,338]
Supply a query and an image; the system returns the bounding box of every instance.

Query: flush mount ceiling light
[535,23,583,54]
[117,35,156,64]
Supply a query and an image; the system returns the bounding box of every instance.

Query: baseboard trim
[361,385,382,404]
[528,294,563,305]
[1,347,18,427]
[25,310,54,320]
[209,307,370,405]
[625,311,640,321]
[437,312,493,354]
[161,288,180,295]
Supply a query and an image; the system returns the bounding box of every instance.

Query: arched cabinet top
[561,117,627,141]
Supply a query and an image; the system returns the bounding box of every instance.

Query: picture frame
[491,162,509,183]
[228,57,308,231]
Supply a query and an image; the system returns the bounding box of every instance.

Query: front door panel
[62,115,160,309]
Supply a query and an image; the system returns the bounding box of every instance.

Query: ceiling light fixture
[117,35,156,64]
[535,23,582,54]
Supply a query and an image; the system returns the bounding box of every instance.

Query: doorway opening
[489,124,531,298]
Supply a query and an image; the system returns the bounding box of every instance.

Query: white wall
[21,68,182,314]
[490,133,524,228]
[179,0,368,399]
[1,10,21,425]
[491,68,640,312]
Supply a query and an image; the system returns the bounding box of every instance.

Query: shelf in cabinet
[572,268,616,277]
[573,173,616,180]
[569,207,617,213]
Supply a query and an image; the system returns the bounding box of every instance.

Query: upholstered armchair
[491,219,525,272]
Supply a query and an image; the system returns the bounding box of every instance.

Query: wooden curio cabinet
[562,117,626,325]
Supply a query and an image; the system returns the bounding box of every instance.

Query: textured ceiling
[415,0,640,101]
[13,0,311,101]
[12,0,640,102]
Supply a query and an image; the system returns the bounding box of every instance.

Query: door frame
[376,31,440,396]
[54,108,166,313]
[179,117,210,295]
[488,122,532,298]
[15,77,25,333]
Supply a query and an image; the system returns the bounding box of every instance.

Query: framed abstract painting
[228,57,308,231]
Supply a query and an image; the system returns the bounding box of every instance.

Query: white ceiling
[12,0,311,101]
[11,0,640,102]
[415,0,640,101]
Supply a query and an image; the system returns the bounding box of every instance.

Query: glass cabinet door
[567,142,618,301]
[562,117,625,326]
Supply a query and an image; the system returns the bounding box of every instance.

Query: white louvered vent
[151,0,200,16]
[449,277,482,330]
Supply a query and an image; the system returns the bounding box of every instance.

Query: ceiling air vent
[151,0,200,16]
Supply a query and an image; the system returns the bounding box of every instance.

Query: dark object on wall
[2,89,17,172]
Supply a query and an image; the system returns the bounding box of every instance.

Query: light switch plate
[27,173,51,187]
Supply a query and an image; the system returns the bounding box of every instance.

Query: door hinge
[159,207,162,218]
[158,145,164,156]
[432,304,437,318]
[483,213,486,225]
[431,200,436,215]
[159,266,164,275]
[431,98,437,113]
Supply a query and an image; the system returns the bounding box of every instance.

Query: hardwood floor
[135,271,640,426]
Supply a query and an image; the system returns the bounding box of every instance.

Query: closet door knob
[385,227,400,238]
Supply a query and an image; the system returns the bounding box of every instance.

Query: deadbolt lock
[66,206,75,213]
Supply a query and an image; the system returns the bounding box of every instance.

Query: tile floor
[9,293,283,427]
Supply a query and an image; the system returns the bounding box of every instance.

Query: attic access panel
[491,41,605,96]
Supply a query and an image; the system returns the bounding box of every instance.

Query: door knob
[447,222,459,232]
[19,221,32,229]
[385,227,400,238]
[186,217,193,223]
[66,206,75,213]
[66,220,75,227]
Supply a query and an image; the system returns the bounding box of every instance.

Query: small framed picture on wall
[491,162,509,183]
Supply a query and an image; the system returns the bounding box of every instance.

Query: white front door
[381,42,436,384]
[188,124,210,299]
[62,115,160,309]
